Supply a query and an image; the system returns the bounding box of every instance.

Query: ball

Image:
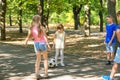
[48,58,56,68]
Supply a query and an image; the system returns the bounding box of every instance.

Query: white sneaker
[55,63,58,67]
[61,63,65,66]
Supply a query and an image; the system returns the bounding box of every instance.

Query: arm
[109,31,116,45]
[104,25,107,44]
[52,32,57,48]
[42,28,51,49]
[24,29,32,45]
[104,33,106,44]
[64,32,66,47]
[116,29,120,42]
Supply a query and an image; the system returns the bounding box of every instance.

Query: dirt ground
[0,28,120,80]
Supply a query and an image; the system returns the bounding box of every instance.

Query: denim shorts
[106,43,115,53]
[114,47,120,64]
[34,42,47,53]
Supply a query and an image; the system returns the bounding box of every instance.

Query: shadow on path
[0,42,120,80]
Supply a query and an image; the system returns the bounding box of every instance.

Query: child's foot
[111,61,114,65]
[106,61,111,65]
[61,63,65,66]
[55,64,58,67]
[35,74,42,79]
[43,73,49,78]
[102,75,114,80]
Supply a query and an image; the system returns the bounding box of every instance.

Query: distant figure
[105,15,116,65]
[24,15,51,79]
[102,11,120,80]
[53,24,66,67]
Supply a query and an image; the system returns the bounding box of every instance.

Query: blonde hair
[31,15,42,37]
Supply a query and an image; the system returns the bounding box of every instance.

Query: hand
[24,40,28,47]
[47,44,51,51]
[108,41,112,46]
[52,44,55,49]
[104,40,105,44]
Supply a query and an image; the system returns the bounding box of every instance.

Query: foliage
[5,0,120,26]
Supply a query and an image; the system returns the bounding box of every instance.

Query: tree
[0,0,6,40]
[7,0,13,26]
[73,4,82,30]
[84,5,90,37]
[38,0,44,26]
[69,0,83,30]
[107,0,117,23]
[9,10,12,26]
[43,0,50,33]
[99,0,103,32]
[7,0,39,33]
[18,0,23,33]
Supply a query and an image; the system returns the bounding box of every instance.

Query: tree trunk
[107,0,117,23]
[38,0,44,26]
[73,4,82,30]
[99,0,103,32]
[84,5,90,37]
[18,1,23,33]
[99,11,103,32]
[46,0,50,27]
[0,0,6,40]
[45,0,50,35]
[9,10,12,26]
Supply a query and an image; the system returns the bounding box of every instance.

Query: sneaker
[55,63,58,67]
[61,63,65,66]
[36,74,42,79]
[43,73,49,78]
[106,61,111,65]
[102,75,114,80]
[111,61,114,65]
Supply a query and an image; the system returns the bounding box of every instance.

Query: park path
[0,41,120,80]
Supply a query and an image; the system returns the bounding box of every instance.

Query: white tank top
[55,31,65,49]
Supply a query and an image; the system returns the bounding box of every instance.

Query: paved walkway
[0,42,120,80]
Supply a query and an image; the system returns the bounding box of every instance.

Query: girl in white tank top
[53,24,66,67]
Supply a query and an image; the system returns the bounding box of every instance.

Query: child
[105,15,116,65]
[53,24,66,66]
[24,15,51,79]
[102,11,120,80]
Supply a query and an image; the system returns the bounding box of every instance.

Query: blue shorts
[114,47,120,64]
[106,43,115,53]
[34,42,47,53]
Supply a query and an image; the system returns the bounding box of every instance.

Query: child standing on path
[53,24,66,67]
[25,15,51,79]
[102,11,120,80]
[105,15,116,65]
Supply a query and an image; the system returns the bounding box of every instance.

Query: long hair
[31,15,42,37]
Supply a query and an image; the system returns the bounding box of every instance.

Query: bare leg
[111,53,115,61]
[42,50,48,74]
[35,52,41,75]
[110,62,119,79]
[107,52,111,61]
